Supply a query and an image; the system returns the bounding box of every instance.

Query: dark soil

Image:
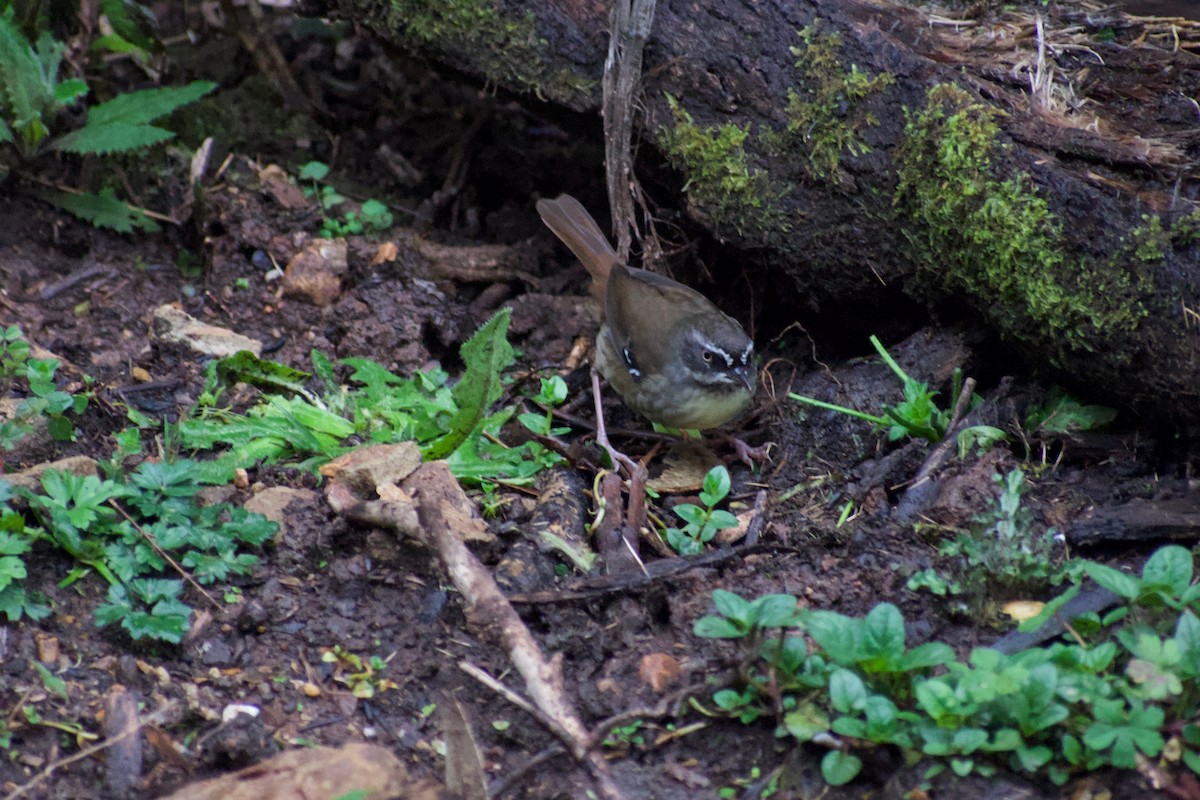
[0,7,1195,800]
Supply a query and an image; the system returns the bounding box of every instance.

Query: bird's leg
[591,370,646,481]
[711,432,774,469]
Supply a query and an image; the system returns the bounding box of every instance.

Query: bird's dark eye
[702,351,713,363]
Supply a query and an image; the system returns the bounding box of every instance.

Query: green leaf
[859,603,905,670]
[50,121,174,154]
[86,81,216,126]
[712,589,750,622]
[1141,545,1193,595]
[33,187,159,233]
[693,615,747,638]
[699,465,731,506]
[0,17,57,153]
[212,351,313,396]
[423,308,514,460]
[805,609,860,665]
[828,668,868,713]
[820,750,862,785]
[33,661,68,700]
[747,594,800,628]
[1081,561,1141,600]
[784,703,829,742]
[298,161,330,181]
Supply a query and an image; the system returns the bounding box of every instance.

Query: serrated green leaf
[423,308,513,460]
[212,351,312,396]
[34,187,159,233]
[50,121,173,154]
[53,78,87,104]
[86,81,216,126]
[0,17,56,151]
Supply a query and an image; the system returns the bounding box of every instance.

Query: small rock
[281,238,348,306]
[151,304,262,358]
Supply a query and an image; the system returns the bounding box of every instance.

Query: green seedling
[1024,388,1117,436]
[663,465,739,555]
[695,544,1200,787]
[602,720,646,749]
[321,645,396,699]
[0,326,89,448]
[298,161,394,237]
[790,336,1004,452]
[907,468,1069,607]
[518,374,570,436]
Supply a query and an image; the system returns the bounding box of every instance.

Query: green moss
[382,0,585,102]
[783,24,894,182]
[1129,214,1169,261]
[895,84,1148,361]
[657,93,787,238]
[1169,209,1200,245]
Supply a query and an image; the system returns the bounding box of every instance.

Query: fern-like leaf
[87,81,216,126]
[0,16,55,153]
[50,121,173,155]
[34,187,160,233]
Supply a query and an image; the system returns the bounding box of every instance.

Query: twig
[603,0,658,259]
[2,703,174,800]
[458,661,577,746]
[400,463,625,800]
[107,500,222,610]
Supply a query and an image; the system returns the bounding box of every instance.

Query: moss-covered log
[317,0,1200,421]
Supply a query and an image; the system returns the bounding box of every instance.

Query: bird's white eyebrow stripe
[740,342,753,363]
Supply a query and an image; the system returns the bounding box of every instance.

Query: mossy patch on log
[379,0,590,104]
[656,94,788,240]
[782,24,894,183]
[895,84,1149,364]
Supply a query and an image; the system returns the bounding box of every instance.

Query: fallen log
[315,0,1200,423]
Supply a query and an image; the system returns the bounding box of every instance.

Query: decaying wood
[325,446,624,799]
[319,0,1200,424]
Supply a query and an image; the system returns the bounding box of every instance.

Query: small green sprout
[664,465,739,555]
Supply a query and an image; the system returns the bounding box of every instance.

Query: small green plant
[695,545,1200,787]
[0,326,89,448]
[321,645,396,699]
[297,161,394,237]
[1023,388,1116,437]
[908,468,1069,608]
[517,375,569,436]
[790,335,1002,451]
[602,720,646,749]
[663,465,739,555]
[0,14,215,231]
[3,459,277,642]
[180,309,563,485]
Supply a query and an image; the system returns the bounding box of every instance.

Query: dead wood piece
[417,241,541,286]
[1067,496,1200,546]
[603,0,658,260]
[156,743,429,800]
[895,376,979,523]
[404,461,625,800]
[103,687,143,797]
[328,455,624,799]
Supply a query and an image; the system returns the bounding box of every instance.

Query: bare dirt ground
[0,7,1195,800]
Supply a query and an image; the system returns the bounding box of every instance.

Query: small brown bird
[536,194,756,462]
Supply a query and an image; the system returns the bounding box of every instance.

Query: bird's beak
[734,364,755,394]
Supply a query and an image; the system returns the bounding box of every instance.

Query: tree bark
[323,0,1200,422]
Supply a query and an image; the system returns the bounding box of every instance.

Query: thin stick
[107,500,222,610]
[2,703,174,800]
